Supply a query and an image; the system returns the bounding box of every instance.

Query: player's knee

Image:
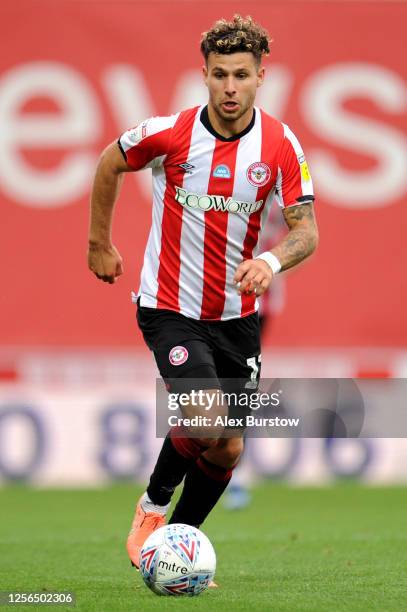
[207,437,244,468]
[223,437,244,466]
[195,437,218,448]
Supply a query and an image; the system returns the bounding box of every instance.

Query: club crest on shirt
[169,346,189,366]
[213,164,231,179]
[246,162,271,187]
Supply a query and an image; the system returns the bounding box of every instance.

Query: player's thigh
[212,313,261,425]
[137,304,220,393]
[213,313,261,390]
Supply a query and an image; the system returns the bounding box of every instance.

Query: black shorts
[137,304,261,399]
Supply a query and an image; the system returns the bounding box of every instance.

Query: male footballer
[88,15,318,579]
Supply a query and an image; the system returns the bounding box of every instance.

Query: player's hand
[233,258,273,296]
[88,242,124,284]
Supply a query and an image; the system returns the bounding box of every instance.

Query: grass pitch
[0,483,406,611]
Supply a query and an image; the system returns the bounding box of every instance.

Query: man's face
[203,52,264,123]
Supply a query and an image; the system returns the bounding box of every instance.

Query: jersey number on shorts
[246,355,261,389]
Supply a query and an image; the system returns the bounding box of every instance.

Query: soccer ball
[139,523,216,596]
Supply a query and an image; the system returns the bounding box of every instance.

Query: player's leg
[168,434,244,526]
[127,305,221,566]
[167,313,262,527]
[127,427,208,567]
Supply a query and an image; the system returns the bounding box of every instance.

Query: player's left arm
[271,200,318,271]
[234,202,318,296]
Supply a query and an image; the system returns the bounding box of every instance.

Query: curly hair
[201,15,271,64]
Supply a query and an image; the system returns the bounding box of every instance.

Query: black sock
[146,434,201,506]
[168,456,233,527]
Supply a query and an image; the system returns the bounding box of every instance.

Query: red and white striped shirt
[119,105,314,321]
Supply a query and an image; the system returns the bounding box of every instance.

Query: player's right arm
[88,114,177,284]
[88,142,134,284]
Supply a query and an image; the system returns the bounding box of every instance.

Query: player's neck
[207,104,254,139]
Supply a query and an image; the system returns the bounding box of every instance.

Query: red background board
[1,1,406,347]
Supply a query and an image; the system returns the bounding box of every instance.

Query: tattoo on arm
[271,202,319,271]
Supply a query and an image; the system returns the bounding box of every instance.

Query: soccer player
[88,14,318,574]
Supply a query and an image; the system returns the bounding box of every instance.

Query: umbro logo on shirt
[179,162,195,173]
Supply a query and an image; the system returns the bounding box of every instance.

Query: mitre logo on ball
[246,162,271,187]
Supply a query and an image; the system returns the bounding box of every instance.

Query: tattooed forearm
[271,202,319,271]
[272,227,317,271]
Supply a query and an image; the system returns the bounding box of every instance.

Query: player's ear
[257,66,265,88]
[202,64,208,86]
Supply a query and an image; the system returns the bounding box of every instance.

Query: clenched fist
[233,258,273,296]
[88,242,124,284]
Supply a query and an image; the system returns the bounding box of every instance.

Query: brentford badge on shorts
[169,345,189,366]
[246,162,271,187]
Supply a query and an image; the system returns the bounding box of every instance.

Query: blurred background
[1,0,406,486]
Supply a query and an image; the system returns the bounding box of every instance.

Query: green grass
[0,484,406,611]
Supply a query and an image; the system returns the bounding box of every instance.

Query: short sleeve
[275,124,314,208]
[118,114,179,171]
